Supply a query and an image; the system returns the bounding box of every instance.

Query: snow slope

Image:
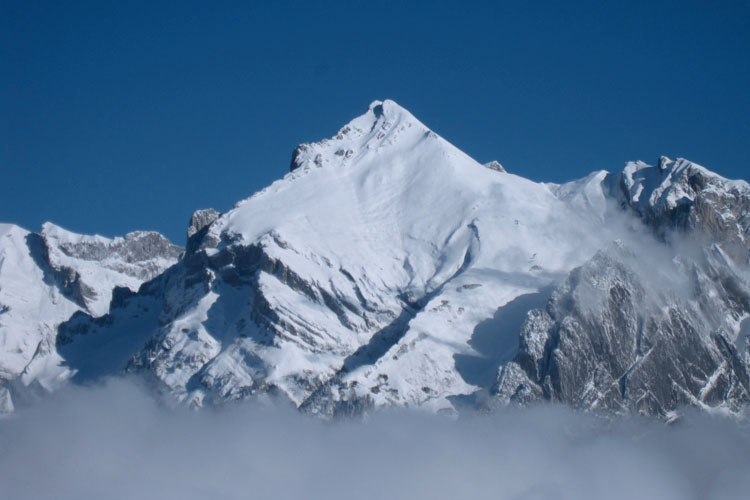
[0,224,79,385]
[0,223,182,411]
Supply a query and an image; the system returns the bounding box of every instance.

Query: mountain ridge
[2,99,749,419]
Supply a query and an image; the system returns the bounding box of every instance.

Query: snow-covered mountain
[3,100,750,418]
[494,157,750,417]
[0,224,182,412]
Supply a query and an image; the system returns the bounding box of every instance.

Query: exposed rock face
[494,244,750,417]
[483,160,506,173]
[289,144,312,172]
[187,209,221,240]
[39,222,183,315]
[186,208,221,255]
[492,158,750,417]
[617,157,750,262]
[44,226,181,268]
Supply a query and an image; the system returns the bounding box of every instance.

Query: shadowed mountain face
[0,223,182,413]
[3,100,750,418]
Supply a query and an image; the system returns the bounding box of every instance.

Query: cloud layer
[0,378,748,500]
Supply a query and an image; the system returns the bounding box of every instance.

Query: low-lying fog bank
[1,378,748,500]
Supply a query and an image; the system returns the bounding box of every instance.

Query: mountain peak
[657,155,671,171]
[368,99,384,116]
[621,156,750,221]
[361,99,411,124]
[289,99,432,173]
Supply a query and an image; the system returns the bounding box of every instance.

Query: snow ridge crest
[289,99,430,173]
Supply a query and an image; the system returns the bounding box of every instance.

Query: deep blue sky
[2,1,749,244]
